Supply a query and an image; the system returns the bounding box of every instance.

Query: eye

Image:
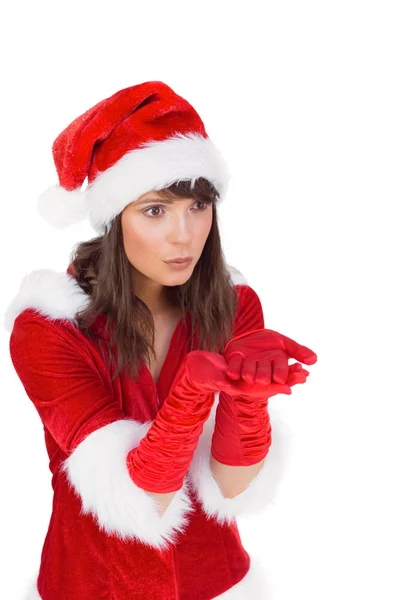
[143,201,209,218]
[143,205,163,218]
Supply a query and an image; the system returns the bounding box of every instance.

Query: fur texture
[188,396,294,525]
[36,133,231,235]
[37,184,88,230]
[6,263,288,599]
[85,133,231,234]
[3,268,90,332]
[61,419,195,552]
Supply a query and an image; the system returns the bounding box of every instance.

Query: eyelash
[143,201,209,218]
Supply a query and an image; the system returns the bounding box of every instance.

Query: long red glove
[127,350,276,493]
[211,328,317,466]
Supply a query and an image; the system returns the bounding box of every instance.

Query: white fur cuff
[188,397,293,525]
[61,419,195,551]
[211,554,272,599]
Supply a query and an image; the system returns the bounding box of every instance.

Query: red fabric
[127,342,281,493]
[127,357,216,493]
[51,81,207,192]
[211,286,273,466]
[8,272,266,599]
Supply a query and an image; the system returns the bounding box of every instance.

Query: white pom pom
[37,184,88,229]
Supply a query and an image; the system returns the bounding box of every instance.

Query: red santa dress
[5,263,292,600]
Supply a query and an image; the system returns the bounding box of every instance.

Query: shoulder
[226,264,261,305]
[4,268,90,335]
[235,282,262,306]
[5,274,104,381]
[7,310,99,382]
[230,274,264,334]
[4,269,95,365]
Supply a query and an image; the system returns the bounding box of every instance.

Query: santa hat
[37,81,231,235]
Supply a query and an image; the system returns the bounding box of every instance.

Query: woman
[4,81,317,599]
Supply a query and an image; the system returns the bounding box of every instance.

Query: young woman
[5,81,317,599]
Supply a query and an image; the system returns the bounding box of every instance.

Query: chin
[163,271,193,284]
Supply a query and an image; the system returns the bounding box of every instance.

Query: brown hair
[69,177,238,381]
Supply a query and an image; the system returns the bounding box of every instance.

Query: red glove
[211,328,317,467]
[127,350,277,494]
[223,327,317,385]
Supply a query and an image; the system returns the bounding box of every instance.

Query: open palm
[185,350,309,399]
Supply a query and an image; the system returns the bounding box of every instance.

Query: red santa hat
[37,80,231,235]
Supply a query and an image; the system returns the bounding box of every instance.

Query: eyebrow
[135,197,192,206]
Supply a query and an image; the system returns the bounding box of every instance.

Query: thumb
[279,334,318,365]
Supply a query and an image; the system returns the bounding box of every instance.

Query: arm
[209,285,267,498]
[9,310,193,550]
[188,395,292,524]
[210,455,266,498]
[187,285,293,523]
[146,491,178,516]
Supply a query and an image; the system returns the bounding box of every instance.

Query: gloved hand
[211,328,317,467]
[223,327,318,385]
[211,362,310,466]
[126,350,279,494]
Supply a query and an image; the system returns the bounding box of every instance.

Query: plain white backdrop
[1,1,399,598]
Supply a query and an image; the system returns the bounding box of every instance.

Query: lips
[164,257,193,264]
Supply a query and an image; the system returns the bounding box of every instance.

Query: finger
[279,333,318,365]
[287,371,308,386]
[240,358,258,385]
[290,362,303,371]
[270,354,289,385]
[288,363,310,378]
[225,354,243,380]
[253,357,272,385]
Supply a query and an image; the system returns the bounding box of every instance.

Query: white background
[1,1,399,599]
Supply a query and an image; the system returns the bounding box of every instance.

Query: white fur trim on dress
[60,419,196,552]
[3,269,90,333]
[21,575,41,600]
[212,554,273,599]
[226,264,248,286]
[3,264,247,333]
[23,554,272,600]
[82,132,231,234]
[188,394,293,525]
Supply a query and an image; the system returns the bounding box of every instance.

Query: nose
[167,211,193,243]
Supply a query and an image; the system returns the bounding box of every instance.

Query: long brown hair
[69,177,238,381]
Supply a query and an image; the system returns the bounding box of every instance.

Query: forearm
[146,456,266,513]
[210,454,266,498]
[145,441,266,512]
[145,490,177,516]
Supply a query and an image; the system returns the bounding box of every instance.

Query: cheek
[197,211,213,241]
[122,215,163,265]
[190,213,211,250]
